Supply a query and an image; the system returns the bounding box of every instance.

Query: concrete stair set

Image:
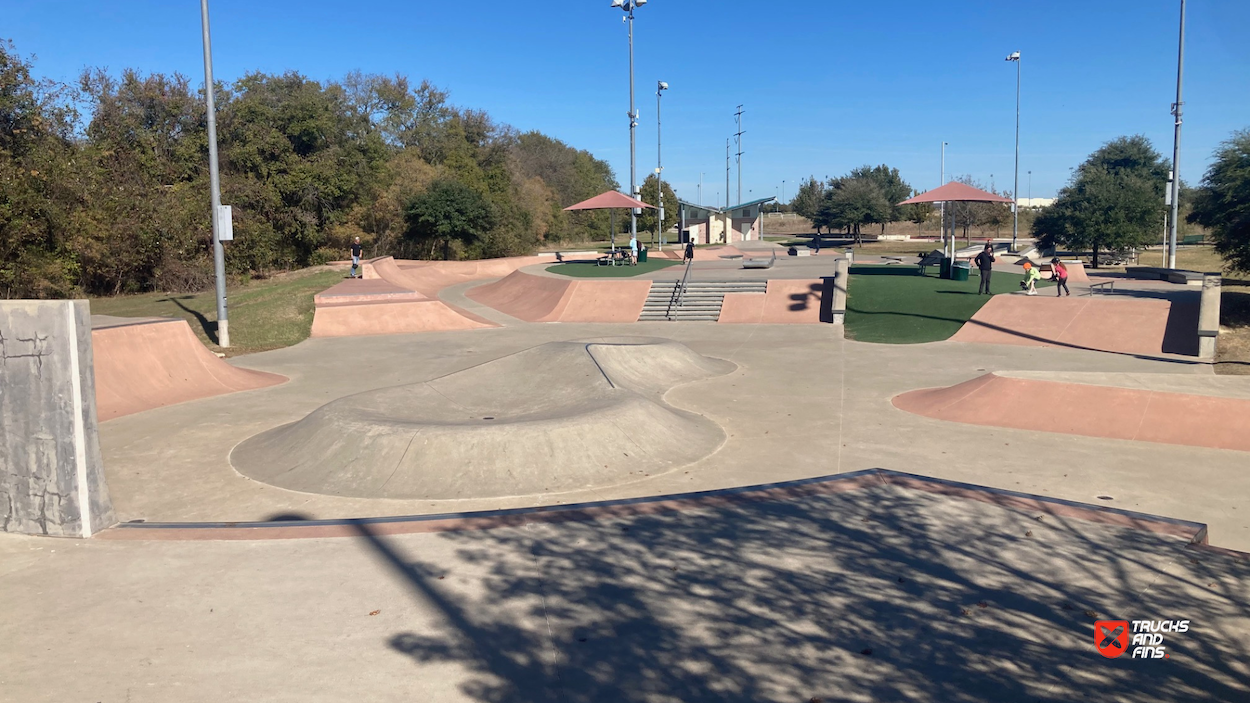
[640,280,769,321]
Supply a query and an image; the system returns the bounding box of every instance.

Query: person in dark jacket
[684,240,694,263]
[974,243,995,294]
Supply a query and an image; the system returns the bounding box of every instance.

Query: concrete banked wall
[466,270,651,323]
[718,279,827,324]
[894,372,1250,452]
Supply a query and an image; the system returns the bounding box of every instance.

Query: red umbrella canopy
[898,182,1013,205]
[564,190,654,211]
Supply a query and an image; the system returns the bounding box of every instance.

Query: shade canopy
[898,182,1013,205]
[564,190,654,211]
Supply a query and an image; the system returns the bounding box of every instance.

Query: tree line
[0,40,619,298]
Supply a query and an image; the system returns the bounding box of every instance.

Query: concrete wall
[1,300,115,537]
[1198,274,1221,359]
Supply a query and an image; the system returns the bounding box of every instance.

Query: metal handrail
[664,257,694,320]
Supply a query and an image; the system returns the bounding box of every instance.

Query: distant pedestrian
[349,237,363,278]
[812,234,821,256]
[974,243,996,295]
[629,235,638,266]
[1051,257,1070,297]
[684,240,694,263]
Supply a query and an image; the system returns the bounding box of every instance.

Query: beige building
[678,197,777,245]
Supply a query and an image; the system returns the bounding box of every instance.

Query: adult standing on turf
[349,237,363,279]
[629,234,638,266]
[974,243,996,295]
[1051,257,1070,297]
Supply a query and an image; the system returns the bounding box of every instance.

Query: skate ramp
[230,338,734,500]
[893,371,1250,452]
[466,270,651,323]
[951,295,1186,357]
[719,279,826,324]
[91,318,286,421]
[648,245,743,261]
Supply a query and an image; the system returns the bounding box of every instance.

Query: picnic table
[596,249,635,267]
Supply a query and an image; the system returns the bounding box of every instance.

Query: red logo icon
[1095,620,1130,658]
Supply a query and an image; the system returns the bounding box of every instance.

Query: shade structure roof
[564,190,654,211]
[898,182,1013,205]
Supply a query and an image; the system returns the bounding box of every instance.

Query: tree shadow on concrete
[348,484,1250,702]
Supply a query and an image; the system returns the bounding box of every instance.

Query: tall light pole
[611,0,646,248]
[940,141,948,256]
[1006,51,1021,252]
[200,0,229,348]
[656,80,668,250]
[1167,0,1186,270]
[726,138,731,208]
[781,179,786,208]
[1028,170,1032,204]
[698,172,703,206]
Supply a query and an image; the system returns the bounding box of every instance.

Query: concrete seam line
[65,302,92,538]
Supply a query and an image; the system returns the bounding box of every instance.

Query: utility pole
[200,0,229,348]
[734,105,745,204]
[1006,51,1021,252]
[1167,0,1186,270]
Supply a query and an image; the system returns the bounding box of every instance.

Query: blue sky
[7,0,1249,205]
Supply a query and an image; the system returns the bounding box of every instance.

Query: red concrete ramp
[91,319,286,421]
[719,279,826,324]
[894,373,1250,452]
[467,270,650,323]
[952,295,1175,356]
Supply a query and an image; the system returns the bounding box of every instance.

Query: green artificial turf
[844,264,1049,344]
[546,259,680,278]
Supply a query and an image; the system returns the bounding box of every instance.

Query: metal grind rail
[665,257,694,320]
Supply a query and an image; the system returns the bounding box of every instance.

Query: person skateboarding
[974,243,996,295]
[349,237,363,278]
[1051,257,1070,297]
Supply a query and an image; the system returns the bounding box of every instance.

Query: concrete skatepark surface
[718,279,826,324]
[894,371,1250,452]
[951,294,1198,358]
[466,270,651,323]
[91,316,286,421]
[232,338,733,499]
[3,473,1248,702]
[6,260,1249,701]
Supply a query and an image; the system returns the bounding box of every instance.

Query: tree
[790,176,825,232]
[637,174,678,243]
[1032,136,1168,267]
[903,199,935,236]
[849,164,911,231]
[815,177,890,244]
[1189,129,1250,273]
[403,180,496,260]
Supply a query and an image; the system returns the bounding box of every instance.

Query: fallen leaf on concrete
[977,601,989,609]
[860,649,873,656]
[369,610,381,616]
[1084,610,1098,619]
[1025,530,1033,537]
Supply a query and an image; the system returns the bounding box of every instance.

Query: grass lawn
[90,267,344,356]
[845,265,1045,344]
[546,259,680,278]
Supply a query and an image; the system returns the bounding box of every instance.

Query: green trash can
[952,260,971,282]
[939,258,952,279]
[638,246,648,263]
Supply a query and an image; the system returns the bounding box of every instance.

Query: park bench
[1087,280,1115,296]
[1181,234,1205,246]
